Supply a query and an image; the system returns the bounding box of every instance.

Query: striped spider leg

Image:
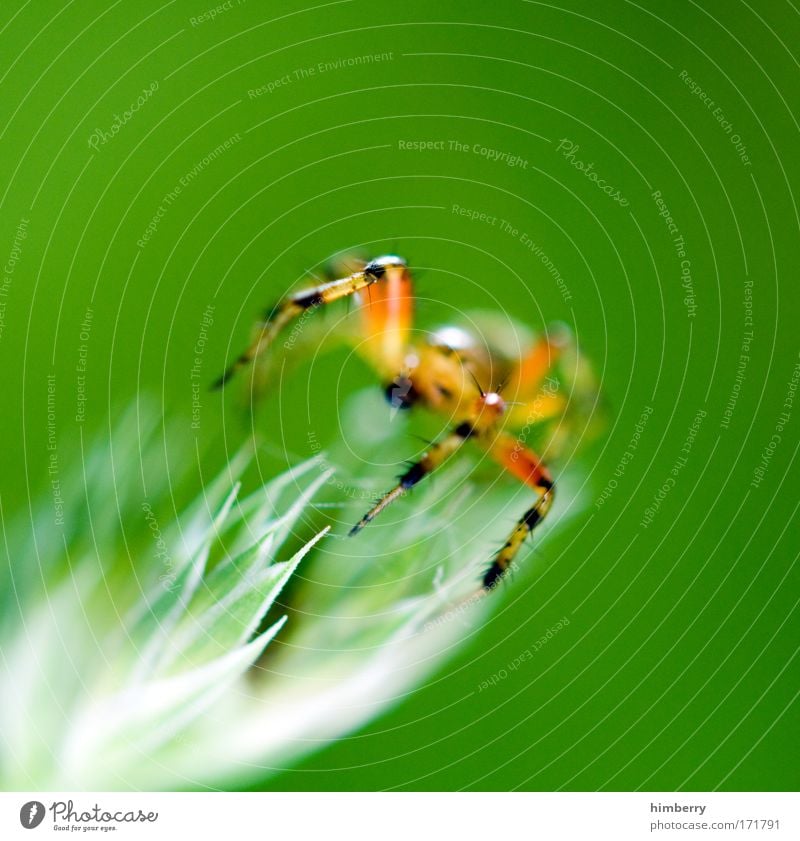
[349,331,568,591]
[212,254,411,389]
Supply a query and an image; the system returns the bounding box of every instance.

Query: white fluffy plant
[0,401,518,790]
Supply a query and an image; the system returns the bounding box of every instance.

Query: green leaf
[162,526,329,671]
[62,617,288,780]
[121,481,242,682]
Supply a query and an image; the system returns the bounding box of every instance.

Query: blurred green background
[1,0,798,790]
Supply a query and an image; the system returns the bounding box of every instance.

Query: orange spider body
[215,255,594,590]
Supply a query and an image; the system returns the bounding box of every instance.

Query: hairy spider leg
[479,431,554,590]
[348,420,475,536]
[355,259,414,381]
[502,329,569,402]
[348,376,506,535]
[505,389,566,430]
[212,258,405,389]
[355,273,492,416]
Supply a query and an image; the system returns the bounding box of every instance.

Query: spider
[214,254,597,591]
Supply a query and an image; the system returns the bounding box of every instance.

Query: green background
[1,0,798,791]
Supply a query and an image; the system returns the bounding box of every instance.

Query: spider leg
[213,258,408,389]
[503,325,571,402]
[506,322,604,459]
[505,389,565,429]
[478,431,555,590]
[348,421,474,535]
[356,258,414,380]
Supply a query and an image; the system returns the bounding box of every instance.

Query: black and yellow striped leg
[483,479,554,590]
[349,421,474,535]
[212,269,377,389]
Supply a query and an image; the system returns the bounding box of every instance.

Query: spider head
[364,254,407,280]
[482,390,506,414]
[473,390,507,431]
